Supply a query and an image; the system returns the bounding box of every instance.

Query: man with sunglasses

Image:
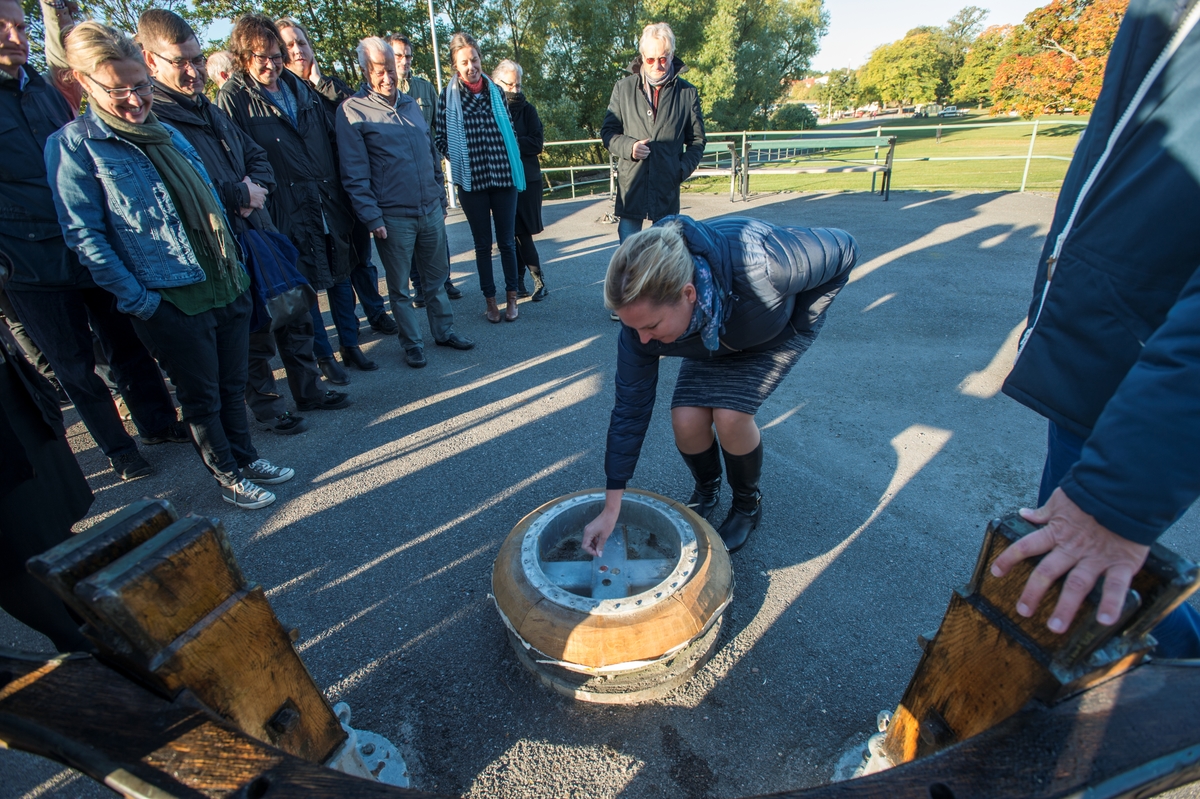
[601,22,706,245]
[0,0,187,482]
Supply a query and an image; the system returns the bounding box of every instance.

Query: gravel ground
[2,190,1197,799]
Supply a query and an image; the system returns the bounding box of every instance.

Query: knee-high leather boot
[678,440,722,522]
[718,442,763,552]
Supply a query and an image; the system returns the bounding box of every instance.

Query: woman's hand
[582,489,624,557]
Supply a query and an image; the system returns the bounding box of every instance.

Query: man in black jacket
[138,10,350,433]
[992,0,1200,657]
[600,22,706,244]
[0,252,92,652]
[276,17,403,340]
[0,0,184,482]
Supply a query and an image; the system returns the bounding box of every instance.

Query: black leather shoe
[369,313,398,335]
[412,293,426,309]
[405,348,427,368]
[434,333,475,351]
[298,390,352,411]
[516,281,531,299]
[318,356,350,385]
[717,498,761,553]
[445,281,463,299]
[341,345,378,371]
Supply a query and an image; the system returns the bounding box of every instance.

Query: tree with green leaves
[858,27,954,105]
[815,66,858,112]
[953,23,1021,105]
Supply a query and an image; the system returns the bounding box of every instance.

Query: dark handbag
[239,229,317,332]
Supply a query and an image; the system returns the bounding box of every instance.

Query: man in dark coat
[0,252,92,652]
[0,0,184,482]
[276,17,402,340]
[139,10,350,431]
[217,15,369,384]
[600,22,706,243]
[992,0,1200,658]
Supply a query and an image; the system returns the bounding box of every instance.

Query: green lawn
[687,113,1087,195]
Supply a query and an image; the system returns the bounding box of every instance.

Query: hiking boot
[141,419,190,445]
[241,458,295,486]
[221,478,276,509]
[110,450,152,480]
[256,412,308,435]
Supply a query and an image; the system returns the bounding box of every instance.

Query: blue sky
[810,0,1039,70]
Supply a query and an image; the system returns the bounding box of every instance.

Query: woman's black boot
[718,442,763,552]
[530,264,549,302]
[679,440,722,522]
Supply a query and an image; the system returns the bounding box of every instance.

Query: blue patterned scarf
[682,254,723,351]
[445,75,525,192]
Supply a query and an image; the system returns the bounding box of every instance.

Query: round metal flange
[519,491,699,615]
[492,489,734,703]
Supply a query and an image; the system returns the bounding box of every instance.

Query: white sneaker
[222,478,277,509]
[242,459,295,485]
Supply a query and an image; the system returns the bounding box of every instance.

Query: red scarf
[464,75,485,94]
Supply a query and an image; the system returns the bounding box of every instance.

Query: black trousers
[130,292,256,486]
[246,316,323,421]
[7,286,177,458]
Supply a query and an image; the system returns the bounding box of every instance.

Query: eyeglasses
[153,52,206,70]
[252,52,284,66]
[495,78,520,91]
[642,55,670,66]
[84,74,154,100]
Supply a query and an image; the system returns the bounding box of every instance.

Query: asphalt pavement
[3,188,1197,799]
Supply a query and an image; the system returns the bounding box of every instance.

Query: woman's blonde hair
[447,31,479,66]
[604,222,693,310]
[65,21,142,76]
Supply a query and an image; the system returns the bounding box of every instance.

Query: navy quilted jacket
[1002,0,1200,544]
[604,215,857,489]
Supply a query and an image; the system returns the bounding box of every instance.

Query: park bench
[738,134,897,201]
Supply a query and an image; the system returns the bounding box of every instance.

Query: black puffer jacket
[604,215,858,489]
[600,57,706,221]
[151,83,275,237]
[508,93,544,236]
[216,70,356,289]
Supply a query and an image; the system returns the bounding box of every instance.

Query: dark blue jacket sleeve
[1060,261,1200,544]
[604,327,661,490]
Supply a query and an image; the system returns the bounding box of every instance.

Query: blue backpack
[240,229,317,333]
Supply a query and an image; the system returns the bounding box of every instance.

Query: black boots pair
[678,440,763,553]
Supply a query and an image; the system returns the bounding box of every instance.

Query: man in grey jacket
[336,37,473,367]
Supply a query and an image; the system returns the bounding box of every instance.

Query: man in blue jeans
[992,0,1200,658]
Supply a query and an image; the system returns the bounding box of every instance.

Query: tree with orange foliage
[991,0,1127,116]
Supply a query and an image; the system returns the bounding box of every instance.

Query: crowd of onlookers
[0,0,704,512]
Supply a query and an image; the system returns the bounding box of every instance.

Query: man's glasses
[642,55,670,66]
[252,52,284,66]
[84,74,154,100]
[154,52,206,70]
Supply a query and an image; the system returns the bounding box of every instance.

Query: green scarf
[95,107,247,314]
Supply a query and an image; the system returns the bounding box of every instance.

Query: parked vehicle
[938,105,960,117]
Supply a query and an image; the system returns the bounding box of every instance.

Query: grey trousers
[245,316,323,420]
[375,210,455,351]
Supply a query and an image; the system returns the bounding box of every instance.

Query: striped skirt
[670,326,820,416]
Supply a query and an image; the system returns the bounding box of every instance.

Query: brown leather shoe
[504,291,519,322]
[485,296,501,323]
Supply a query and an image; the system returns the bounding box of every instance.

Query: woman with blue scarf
[435,32,526,323]
[583,216,858,555]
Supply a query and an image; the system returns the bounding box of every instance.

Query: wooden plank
[2,651,1199,798]
[150,587,346,764]
[26,501,177,616]
[73,515,246,659]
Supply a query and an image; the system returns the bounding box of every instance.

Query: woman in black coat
[583,216,858,557]
[216,14,367,381]
[493,60,547,302]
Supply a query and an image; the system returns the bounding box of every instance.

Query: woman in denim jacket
[45,21,294,509]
